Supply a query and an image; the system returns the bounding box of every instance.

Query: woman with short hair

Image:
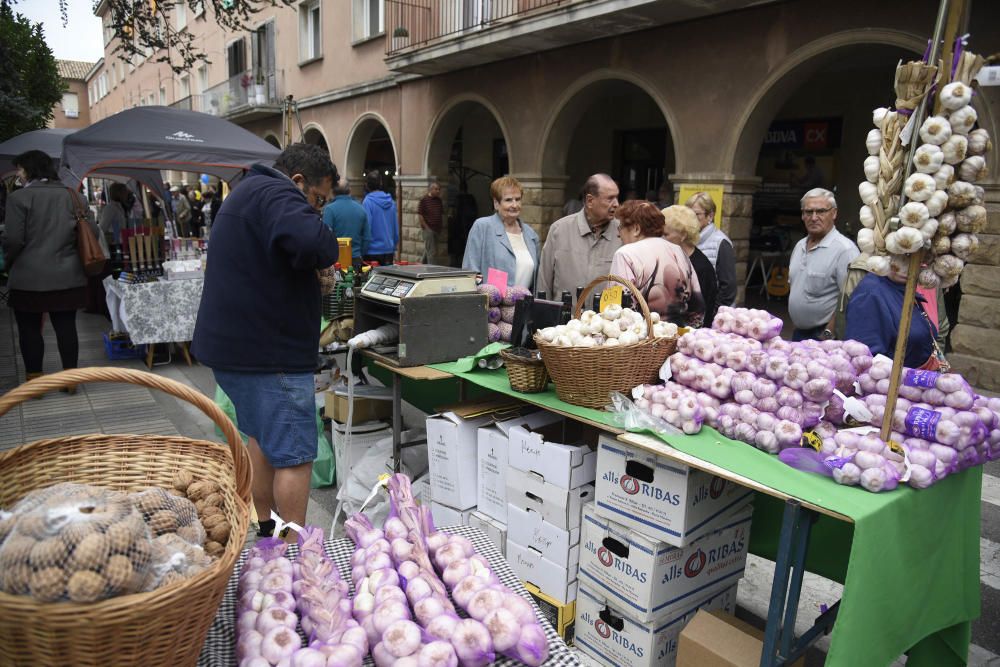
[686,191,736,308]
[663,205,719,325]
[462,175,541,291]
[611,200,704,326]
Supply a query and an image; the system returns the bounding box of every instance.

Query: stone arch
[538,68,682,178]
[302,123,329,154]
[344,112,400,182]
[263,133,281,148]
[423,93,513,178]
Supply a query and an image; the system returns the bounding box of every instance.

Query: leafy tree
[61,0,293,75]
[0,0,64,141]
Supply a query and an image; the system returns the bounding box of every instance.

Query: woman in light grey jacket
[4,150,98,389]
[462,176,541,292]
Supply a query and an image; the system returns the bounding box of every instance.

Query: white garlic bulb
[947,180,977,209]
[864,155,880,182]
[973,185,985,206]
[912,144,944,174]
[604,338,620,347]
[867,254,891,276]
[919,116,952,146]
[857,228,876,255]
[940,273,961,290]
[898,201,929,228]
[602,319,621,339]
[540,327,557,342]
[858,181,879,206]
[941,134,968,165]
[948,105,977,136]
[889,254,911,278]
[554,335,573,347]
[955,205,987,234]
[937,211,957,235]
[932,233,951,256]
[619,331,639,346]
[918,268,941,289]
[885,227,925,255]
[602,304,622,321]
[967,128,992,156]
[933,164,955,190]
[859,205,876,229]
[577,336,597,348]
[903,173,935,202]
[872,107,890,127]
[939,81,972,111]
[924,190,948,217]
[950,233,978,261]
[932,253,964,279]
[919,218,938,241]
[958,155,987,183]
[866,129,882,156]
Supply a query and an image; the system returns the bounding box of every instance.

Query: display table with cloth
[421,362,981,666]
[102,276,203,366]
[197,525,579,666]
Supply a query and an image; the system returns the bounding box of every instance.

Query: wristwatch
[821,329,834,340]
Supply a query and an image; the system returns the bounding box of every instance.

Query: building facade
[87,0,1000,388]
[50,60,94,130]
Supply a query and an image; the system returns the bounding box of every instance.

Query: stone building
[50,60,94,130]
[85,0,999,387]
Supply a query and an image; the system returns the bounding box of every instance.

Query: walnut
[59,518,99,547]
[199,505,223,519]
[194,499,207,513]
[130,537,152,568]
[148,510,179,536]
[105,521,135,553]
[29,567,67,602]
[176,524,205,545]
[2,563,32,595]
[67,570,107,602]
[185,481,212,502]
[0,515,15,542]
[172,470,194,493]
[203,493,224,508]
[69,532,110,572]
[0,534,37,566]
[29,537,70,569]
[135,488,174,515]
[204,541,224,558]
[208,521,231,545]
[103,554,134,594]
[201,514,225,530]
[171,497,199,527]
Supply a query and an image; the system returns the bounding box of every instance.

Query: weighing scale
[359,265,478,304]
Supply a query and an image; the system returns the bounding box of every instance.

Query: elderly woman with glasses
[610,200,704,326]
[685,192,736,309]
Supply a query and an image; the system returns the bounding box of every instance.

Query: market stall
[103,275,204,366]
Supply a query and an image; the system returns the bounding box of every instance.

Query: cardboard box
[412,475,431,504]
[331,420,390,489]
[507,537,579,605]
[425,408,496,510]
[524,581,575,643]
[579,503,752,622]
[595,435,754,546]
[430,501,474,528]
[507,467,594,531]
[507,503,580,568]
[676,610,805,667]
[575,583,737,667]
[477,411,567,523]
[326,386,392,425]
[508,419,597,489]
[467,510,507,556]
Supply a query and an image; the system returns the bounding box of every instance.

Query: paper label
[486,268,509,293]
[904,407,941,440]
[600,286,623,312]
[900,112,917,147]
[902,369,938,389]
[976,65,1000,87]
[801,431,823,452]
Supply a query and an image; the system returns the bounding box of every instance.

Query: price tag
[486,268,508,294]
[600,286,623,312]
[801,431,824,452]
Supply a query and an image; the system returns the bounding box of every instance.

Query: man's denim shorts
[213,370,317,468]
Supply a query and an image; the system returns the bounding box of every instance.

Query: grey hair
[800,188,837,208]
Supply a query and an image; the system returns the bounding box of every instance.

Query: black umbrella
[0,128,76,177]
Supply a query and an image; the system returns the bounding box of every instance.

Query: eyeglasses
[802,207,834,218]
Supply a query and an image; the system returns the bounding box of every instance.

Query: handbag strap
[65,187,88,223]
[916,299,950,371]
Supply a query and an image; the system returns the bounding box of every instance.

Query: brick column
[948,182,1000,391]
[514,174,570,244]
[669,174,761,304]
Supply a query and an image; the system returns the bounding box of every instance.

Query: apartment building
[50,60,95,130]
[86,0,1000,388]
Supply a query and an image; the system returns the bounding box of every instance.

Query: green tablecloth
[428,364,981,666]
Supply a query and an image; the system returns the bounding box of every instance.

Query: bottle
[592,293,601,313]
[559,291,573,324]
[536,290,547,301]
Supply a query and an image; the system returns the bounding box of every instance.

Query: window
[175,0,187,30]
[62,92,79,118]
[159,86,167,105]
[352,0,383,41]
[299,0,322,61]
[227,38,246,79]
[98,73,108,99]
[111,63,117,87]
[197,64,209,93]
[179,73,190,99]
[120,61,125,82]
[103,16,113,45]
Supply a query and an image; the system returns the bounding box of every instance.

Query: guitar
[766,266,790,297]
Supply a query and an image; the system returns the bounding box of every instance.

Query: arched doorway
[263,134,281,148]
[542,75,677,208]
[345,115,399,195]
[303,126,329,154]
[425,98,510,265]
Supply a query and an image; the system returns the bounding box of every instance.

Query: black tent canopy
[0,128,75,177]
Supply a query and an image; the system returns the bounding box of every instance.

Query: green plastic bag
[213,386,335,489]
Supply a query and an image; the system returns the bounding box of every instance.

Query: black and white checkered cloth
[198,525,580,666]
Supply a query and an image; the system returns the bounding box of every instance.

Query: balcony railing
[170,69,282,117]
[385,0,575,55]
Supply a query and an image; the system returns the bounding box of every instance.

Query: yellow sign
[801,431,824,452]
[677,184,725,229]
[600,286,623,312]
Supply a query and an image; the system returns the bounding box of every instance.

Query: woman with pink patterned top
[610,200,704,327]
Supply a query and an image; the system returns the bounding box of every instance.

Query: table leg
[457,377,466,402]
[145,344,155,370]
[745,256,761,292]
[178,341,193,366]
[762,258,773,301]
[392,372,402,473]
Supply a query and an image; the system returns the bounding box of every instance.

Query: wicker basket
[500,348,549,393]
[0,367,251,667]
[534,275,678,408]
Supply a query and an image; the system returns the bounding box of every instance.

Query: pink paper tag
[486,267,508,293]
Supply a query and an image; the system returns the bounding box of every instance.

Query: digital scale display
[365,275,415,299]
[359,265,478,304]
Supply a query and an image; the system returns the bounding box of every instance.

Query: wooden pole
[879,0,968,441]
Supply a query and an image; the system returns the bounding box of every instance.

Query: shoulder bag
[67,187,107,276]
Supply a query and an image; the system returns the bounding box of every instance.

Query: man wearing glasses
[788,188,859,341]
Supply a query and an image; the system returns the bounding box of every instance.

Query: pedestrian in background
[417,181,444,264]
[323,177,369,264]
[362,172,398,265]
[686,191,737,310]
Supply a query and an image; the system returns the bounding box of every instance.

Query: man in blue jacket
[361,172,398,265]
[192,143,340,537]
[322,177,369,264]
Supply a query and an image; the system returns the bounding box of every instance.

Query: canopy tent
[0,128,76,177]
[59,106,280,187]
